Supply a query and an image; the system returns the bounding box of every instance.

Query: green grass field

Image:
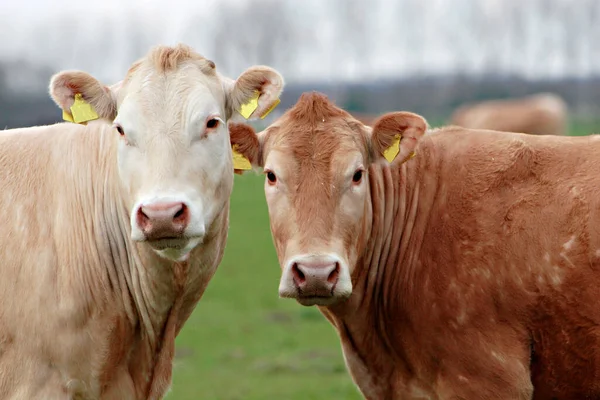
[569,118,600,136]
[169,173,362,400]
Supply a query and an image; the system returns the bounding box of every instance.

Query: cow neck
[88,125,194,398]
[141,203,229,399]
[71,122,229,398]
[94,132,172,339]
[145,260,187,399]
[323,156,431,382]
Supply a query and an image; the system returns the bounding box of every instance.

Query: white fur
[114,63,233,261]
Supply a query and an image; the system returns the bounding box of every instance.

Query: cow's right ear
[370,112,427,165]
[49,70,118,123]
[229,123,262,175]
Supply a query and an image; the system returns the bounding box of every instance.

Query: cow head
[230,92,426,306]
[50,44,284,261]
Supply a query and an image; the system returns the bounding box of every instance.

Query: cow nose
[291,261,340,296]
[136,201,190,240]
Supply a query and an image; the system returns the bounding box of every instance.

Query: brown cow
[0,44,283,399]
[450,92,568,136]
[230,92,600,399]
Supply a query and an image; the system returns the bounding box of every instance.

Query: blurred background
[1,0,598,398]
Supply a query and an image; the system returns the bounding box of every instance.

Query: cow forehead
[263,91,371,180]
[125,62,222,103]
[117,64,224,132]
[266,120,368,174]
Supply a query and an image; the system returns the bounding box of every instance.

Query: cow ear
[49,70,118,124]
[229,123,262,175]
[226,66,284,122]
[370,112,427,164]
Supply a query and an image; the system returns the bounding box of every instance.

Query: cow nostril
[136,207,150,229]
[327,263,340,284]
[173,204,188,222]
[292,263,306,284]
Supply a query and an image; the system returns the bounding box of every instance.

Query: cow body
[0,43,284,399]
[327,128,600,399]
[231,92,600,399]
[0,122,226,399]
[450,93,568,136]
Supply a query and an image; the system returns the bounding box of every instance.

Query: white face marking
[156,237,203,262]
[338,153,367,226]
[562,235,576,250]
[113,63,233,261]
[490,350,506,363]
[481,269,491,280]
[549,266,563,286]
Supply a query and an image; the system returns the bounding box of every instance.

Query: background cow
[0,44,283,399]
[450,92,569,136]
[230,92,600,399]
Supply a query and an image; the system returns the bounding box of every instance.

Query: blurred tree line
[1,0,599,130]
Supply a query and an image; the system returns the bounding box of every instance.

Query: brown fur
[288,91,349,123]
[229,123,260,175]
[371,111,426,163]
[235,92,600,399]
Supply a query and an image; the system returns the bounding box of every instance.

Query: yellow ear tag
[70,93,99,124]
[382,134,401,163]
[238,91,260,119]
[232,145,252,170]
[260,98,281,119]
[62,109,75,123]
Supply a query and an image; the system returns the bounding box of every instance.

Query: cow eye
[352,169,363,184]
[206,118,220,129]
[266,171,277,184]
[115,124,125,136]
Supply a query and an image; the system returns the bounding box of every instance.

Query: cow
[0,43,283,399]
[450,92,569,136]
[229,91,600,399]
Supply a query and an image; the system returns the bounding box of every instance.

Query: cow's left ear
[49,70,118,124]
[225,66,284,122]
[370,112,427,164]
[229,123,263,175]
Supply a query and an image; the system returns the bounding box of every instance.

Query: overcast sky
[0,0,598,85]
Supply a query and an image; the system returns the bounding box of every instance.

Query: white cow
[0,44,283,399]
